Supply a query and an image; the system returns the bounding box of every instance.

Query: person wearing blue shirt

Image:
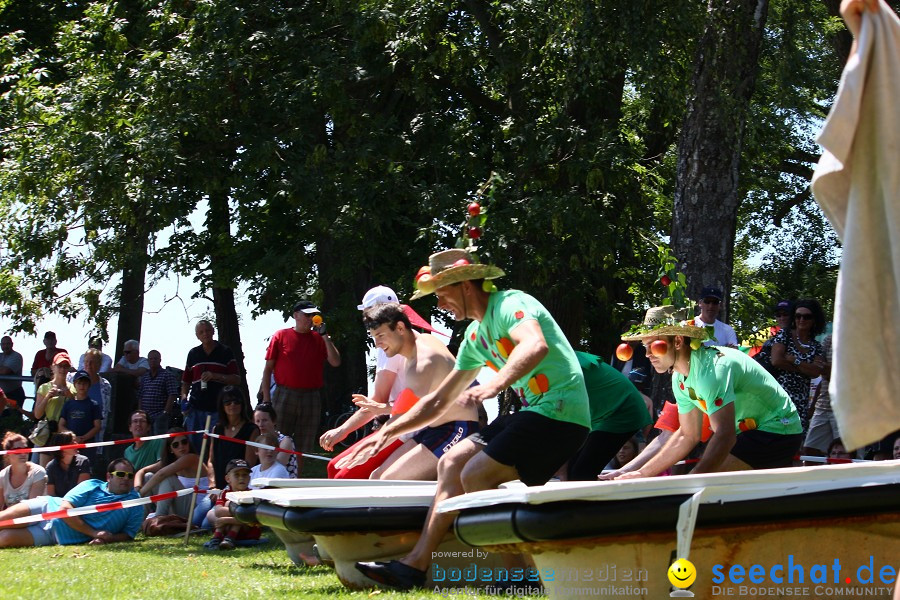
[0,458,143,547]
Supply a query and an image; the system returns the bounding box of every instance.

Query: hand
[200,372,214,383]
[89,530,113,544]
[334,430,387,470]
[313,322,327,335]
[597,469,623,481]
[841,0,879,38]
[319,428,347,452]
[351,394,389,413]
[613,470,644,480]
[455,383,498,408]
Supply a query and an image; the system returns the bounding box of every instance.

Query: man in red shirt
[260,301,340,452]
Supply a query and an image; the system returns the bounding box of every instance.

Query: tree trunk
[114,228,149,361]
[207,190,250,403]
[671,0,769,323]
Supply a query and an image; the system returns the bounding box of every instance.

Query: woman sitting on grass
[135,428,210,525]
[0,432,47,510]
[45,431,92,497]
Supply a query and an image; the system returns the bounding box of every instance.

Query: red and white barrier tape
[0,430,204,456]
[0,486,206,528]
[204,432,330,462]
[2,428,334,463]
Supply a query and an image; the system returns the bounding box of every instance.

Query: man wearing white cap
[319,286,406,457]
[260,300,340,453]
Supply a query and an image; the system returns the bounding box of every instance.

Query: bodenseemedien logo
[668,558,696,597]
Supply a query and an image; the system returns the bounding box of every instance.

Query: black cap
[291,300,320,315]
[700,286,723,301]
[72,369,91,382]
[774,299,793,313]
[225,458,251,475]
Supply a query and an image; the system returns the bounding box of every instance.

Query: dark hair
[792,298,826,336]
[218,385,251,425]
[254,402,278,424]
[50,431,77,461]
[362,302,411,332]
[162,428,193,466]
[130,409,150,423]
[827,438,848,456]
[108,457,135,473]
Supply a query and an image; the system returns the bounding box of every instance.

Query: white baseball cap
[358,285,399,310]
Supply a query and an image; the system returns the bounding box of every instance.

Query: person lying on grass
[0,458,142,548]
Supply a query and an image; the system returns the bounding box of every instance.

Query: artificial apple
[453,258,471,267]
[467,202,481,216]
[650,339,669,357]
[416,273,435,293]
[311,315,323,326]
[414,265,431,282]
[660,275,672,287]
[690,338,703,350]
[615,343,633,362]
[468,226,482,239]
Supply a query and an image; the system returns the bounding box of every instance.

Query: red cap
[52,352,72,366]
[400,305,447,337]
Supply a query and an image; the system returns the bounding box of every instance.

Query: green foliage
[0,0,844,362]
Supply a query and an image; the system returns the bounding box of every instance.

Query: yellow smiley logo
[667,558,696,588]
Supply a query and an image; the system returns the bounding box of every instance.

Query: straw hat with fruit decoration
[621,305,709,342]
[410,192,505,300]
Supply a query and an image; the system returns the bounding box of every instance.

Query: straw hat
[621,305,709,341]
[410,249,505,300]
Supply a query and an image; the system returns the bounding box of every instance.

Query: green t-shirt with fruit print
[455,290,590,428]
[673,346,802,435]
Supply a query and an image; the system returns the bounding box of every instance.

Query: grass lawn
[0,458,507,599]
[0,533,503,599]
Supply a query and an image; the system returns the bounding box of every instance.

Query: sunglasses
[170,439,187,449]
[110,471,135,479]
[701,298,720,305]
[222,398,242,406]
[794,313,814,321]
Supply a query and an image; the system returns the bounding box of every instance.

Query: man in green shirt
[350,249,590,590]
[566,352,652,480]
[616,305,802,479]
[123,410,164,471]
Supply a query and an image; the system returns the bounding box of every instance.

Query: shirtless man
[349,302,479,480]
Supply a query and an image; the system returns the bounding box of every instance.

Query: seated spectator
[207,387,258,490]
[112,340,149,377]
[205,459,260,551]
[30,331,67,376]
[32,354,76,467]
[253,403,299,478]
[0,433,47,510]
[76,335,113,374]
[45,432,92,497]
[249,433,290,487]
[827,438,854,461]
[893,437,900,461]
[138,350,179,435]
[0,458,143,547]
[135,429,209,526]
[604,436,641,472]
[123,410,165,471]
[58,370,102,461]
